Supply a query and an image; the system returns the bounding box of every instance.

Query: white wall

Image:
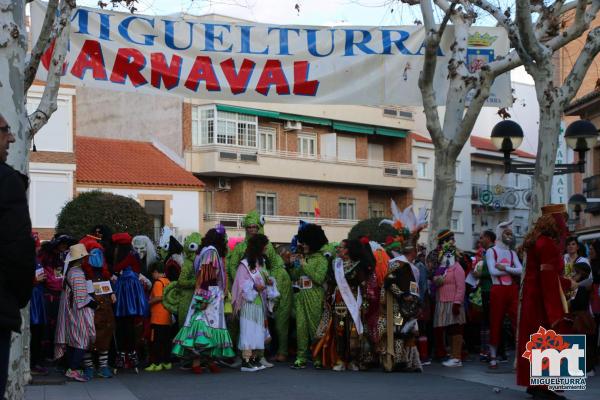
[27,86,74,152]
[77,187,201,236]
[29,163,75,228]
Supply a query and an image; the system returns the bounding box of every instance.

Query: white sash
[333,258,363,335]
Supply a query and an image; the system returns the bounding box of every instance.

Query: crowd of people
[20,202,600,392]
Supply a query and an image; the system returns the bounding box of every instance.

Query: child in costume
[232,234,275,372]
[145,262,173,372]
[433,241,466,368]
[80,239,116,379]
[172,227,235,373]
[54,244,96,382]
[112,233,149,371]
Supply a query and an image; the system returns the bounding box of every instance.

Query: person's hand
[471,270,481,278]
[496,263,506,271]
[110,275,118,282]
[452,303,461,316]
[255,284,265,292]
[111,294,117,304]
[36,272,47,282]
[433,276,445,286]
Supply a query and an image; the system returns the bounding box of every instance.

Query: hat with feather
[380,200,428,253]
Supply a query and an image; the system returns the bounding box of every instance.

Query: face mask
[133,243,147,260]
[502,233,515,248]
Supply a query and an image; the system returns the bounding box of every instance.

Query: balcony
[185,145,416,189]
[204,213,358,243]
[584,175,600,214]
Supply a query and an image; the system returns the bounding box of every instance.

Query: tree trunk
[428,147,458,250]
[528,71,562,226]
[0,1,32,399]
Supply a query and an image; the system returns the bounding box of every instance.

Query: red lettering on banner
[220,58,256,95]
[255,59,290,96]
[293,61,319,96]
[110,48,148,86]
[184,56,221,92]
[150,53,182,90]
[70,40,108,80]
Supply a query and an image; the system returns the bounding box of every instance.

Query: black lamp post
[568,193,588,218]
[490,119,599,175]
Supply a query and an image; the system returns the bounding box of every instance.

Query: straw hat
[68,243,89,262]
[541,204,566,215]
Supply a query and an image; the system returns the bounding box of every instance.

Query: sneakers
[241,359,260,372]
[65,369,89,382]
[252,358,266,370]
[348,362,359,372]
[259,357,274,368]
[161,363,172,371]
[144,363,163,372]
[489,359,498,369]
[83,367,95,380]
[97,366,113,378]
[421,359,432,366]
[332,362,346,372]
[442,358,463,368]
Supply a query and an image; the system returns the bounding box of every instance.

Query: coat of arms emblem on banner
[467,32,498,72]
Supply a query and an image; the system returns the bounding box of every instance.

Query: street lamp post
[490,119,599,175]
[568,193,600,218]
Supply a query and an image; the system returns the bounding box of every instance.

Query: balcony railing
[191,144,415,178]
[204,212,359,229]
[584,175,600,214]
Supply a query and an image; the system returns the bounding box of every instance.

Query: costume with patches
[173,244,234,359]
[226,211,292,357]
[163,233,201,328]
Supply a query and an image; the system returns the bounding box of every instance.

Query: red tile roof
[410,132,433,144]
[76,136,204,188]
[470,135,536,159]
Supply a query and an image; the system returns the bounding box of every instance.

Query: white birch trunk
[0,1,32,399]
[429,147,459,248]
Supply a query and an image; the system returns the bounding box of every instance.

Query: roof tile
[76,136,204,188]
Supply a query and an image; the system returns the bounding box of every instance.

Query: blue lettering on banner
[239,25,269,54]
[118,16,157,46]
[344,29,377,56]
[204,23,233,53]
[268,27,301,56]
[381,29,412,55]
[305,29,336,57]
[163,20,196,51]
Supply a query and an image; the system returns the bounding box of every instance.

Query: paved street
[26,358,600,400]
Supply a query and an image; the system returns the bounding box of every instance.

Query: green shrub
[56,191,153,239]
[348,217,397,244]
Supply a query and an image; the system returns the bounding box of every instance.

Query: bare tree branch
[545,0,600,50]
[559,27,600,105]
[516,0,548,62]
[25,0,59,93]
[28,0,76,137]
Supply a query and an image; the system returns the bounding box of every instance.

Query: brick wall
[182,102,192,151]
[30,151,76,164]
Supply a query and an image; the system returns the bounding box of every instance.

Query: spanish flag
[314,200,321,218]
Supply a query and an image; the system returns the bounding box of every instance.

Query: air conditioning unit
[284,120,302,131]
[217,177,231,191]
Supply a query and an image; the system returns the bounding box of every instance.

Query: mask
[443,253,455,267]
[133,241,147,260]
[502,231,515,248]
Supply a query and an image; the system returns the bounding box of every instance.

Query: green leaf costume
[225,210,292,356]
[290,246,329,363]
[162,232,201,328]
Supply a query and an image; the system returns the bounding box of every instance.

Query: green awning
[375,127,407,138]
[216,104,280,119]
[279,113,331,126]
[332,122,375,135]
[214,103,407,139]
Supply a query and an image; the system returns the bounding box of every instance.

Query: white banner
[32,0,511,106]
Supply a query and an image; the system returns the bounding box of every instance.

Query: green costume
[226,211,292,356]
[291,246,329,365]
[163,233,201,328]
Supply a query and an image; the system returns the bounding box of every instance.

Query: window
[515,225,522,235]
[259,127,276,153]
[297,134,316,157]
[256,192,277,216]
[368,202,385,218]
[192,105,258,147]
[204,191,214,214]
[382,106,413,120]
[417,157,429,178]
[451,211,462,233]
[299,195,318,217]
[339,198,356,220]
[368,143,384,163]
[145,200,165,242]
[337,136,356,161]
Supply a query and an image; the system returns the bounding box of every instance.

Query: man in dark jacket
[0,114,36,397]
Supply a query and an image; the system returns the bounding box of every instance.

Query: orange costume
[516,204,573,387]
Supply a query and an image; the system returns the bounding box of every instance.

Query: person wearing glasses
[0,114,36,396]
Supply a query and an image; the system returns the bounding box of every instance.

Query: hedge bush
[348,217,397,244]
[56,191,153,240]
